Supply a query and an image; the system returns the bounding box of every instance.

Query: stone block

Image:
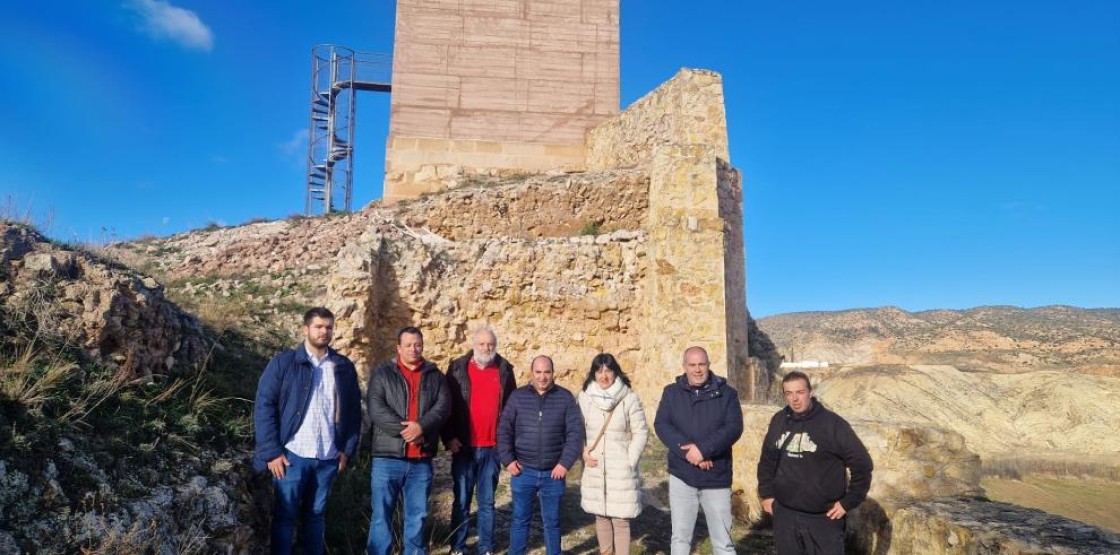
[448,45,518,79]
[459,77,528,111]
[390,106,452,138]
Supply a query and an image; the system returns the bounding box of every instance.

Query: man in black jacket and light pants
[654,346,744,555]
[757,371,873,555]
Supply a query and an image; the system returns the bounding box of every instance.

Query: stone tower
[384,0,620,202]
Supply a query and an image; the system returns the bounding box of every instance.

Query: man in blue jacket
[496,355,584,555]
[654,346,744,555]
[253,307,362,555]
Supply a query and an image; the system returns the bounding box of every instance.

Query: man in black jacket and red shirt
[654,346,744,555]
[366,326,450,555]
[442,326,517,555]
[757,371,873,555]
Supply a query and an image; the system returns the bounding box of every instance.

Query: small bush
[579,221,602,236]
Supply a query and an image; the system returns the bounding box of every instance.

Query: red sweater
[398,359,427,458]
[468,359,502,447]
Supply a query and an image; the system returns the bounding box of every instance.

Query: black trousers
[773,502,846,555]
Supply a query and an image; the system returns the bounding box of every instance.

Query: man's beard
[473,351,496,367]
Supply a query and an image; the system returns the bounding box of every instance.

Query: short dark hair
[582,353,631,390]
[397,326,423,343]
[303,307,335,326]
[782,371,812,391]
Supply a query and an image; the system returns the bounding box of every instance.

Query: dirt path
[325,442,774,554]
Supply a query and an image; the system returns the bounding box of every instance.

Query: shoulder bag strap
[587,391,626,452]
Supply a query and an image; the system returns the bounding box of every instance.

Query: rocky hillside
[0,223,267,553]
[759,305,1120,376]
[758,306,1120,461]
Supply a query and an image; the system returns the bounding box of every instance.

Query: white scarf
[585,378,627,411]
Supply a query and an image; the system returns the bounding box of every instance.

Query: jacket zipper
[538,388,546,470]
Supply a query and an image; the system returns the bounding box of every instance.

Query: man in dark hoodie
[654,346,744,555]
[442,326,517,555]
[757,371,873,555]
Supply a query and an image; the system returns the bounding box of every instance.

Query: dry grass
[983,456,1120,481]
[0,342,77,413]
[982,475,1120,533]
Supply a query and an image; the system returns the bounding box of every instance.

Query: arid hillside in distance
[758,306,1120,461]
[760,305,1120,376]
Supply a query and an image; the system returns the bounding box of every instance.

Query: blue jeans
[509,466,565,555]
[450,447,500,553]
[367,457,434,555]
[270,450,339,555]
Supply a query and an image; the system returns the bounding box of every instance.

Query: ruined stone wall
[586,68,730,171]
[718,161,757,397]
[389,170,649,240]
[582,68,753,405]
[1,224,206,381]
[385,0,620,202]
[328,231,648,389]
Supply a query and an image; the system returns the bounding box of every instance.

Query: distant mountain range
[757,306,1120,459]
[758,305,1120,376]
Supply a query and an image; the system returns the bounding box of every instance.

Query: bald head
[530,355,555,394]
[682,346,712,387]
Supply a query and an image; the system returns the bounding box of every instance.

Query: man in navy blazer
[253,307,362,555]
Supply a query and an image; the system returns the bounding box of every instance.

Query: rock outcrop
[812,364,1120,459]
[0,223,262,552]
[863,498,1120,554]
[732,404,1120,554]
[0,223,205,380]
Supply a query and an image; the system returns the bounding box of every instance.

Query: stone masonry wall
[586,68,730,170]
[327,230,648,389]
[584,68,754,405]
[718,160,757,397]
[389,169,648,241]
[385,0,620,202]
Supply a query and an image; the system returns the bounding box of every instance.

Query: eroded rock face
[814,364,1120,459]
[869,497,1120,554]
[759,306,1120,377]
[732,404,983,525]
[0,454,261,554]
[733,403,1120,554]
[0,223,205,380]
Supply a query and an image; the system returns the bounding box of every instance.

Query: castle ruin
[357,0,764,405]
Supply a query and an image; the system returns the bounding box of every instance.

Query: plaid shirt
[284,347,339,460]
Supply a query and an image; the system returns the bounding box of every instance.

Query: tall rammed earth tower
[384,0,620,202]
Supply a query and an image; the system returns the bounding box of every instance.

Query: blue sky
[2,1,1117,316]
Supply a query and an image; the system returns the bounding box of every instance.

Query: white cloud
[125,0,214,52]
[280,129,309,156]
[161,216,171,225]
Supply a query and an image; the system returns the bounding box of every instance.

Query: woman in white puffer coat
[579,353,649,555]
